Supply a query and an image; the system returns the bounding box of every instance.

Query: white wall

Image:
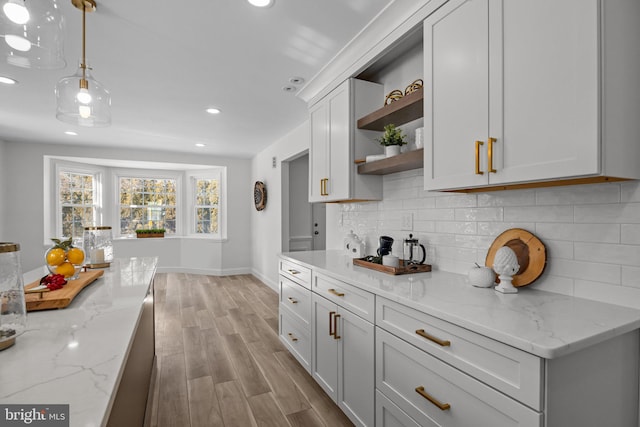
[251,122,309,290]
[0,140,5,240]
[1,141,252,274]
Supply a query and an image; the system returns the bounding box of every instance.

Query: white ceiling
[0,0,392,158]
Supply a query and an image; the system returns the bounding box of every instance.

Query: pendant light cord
[81,2,86,80]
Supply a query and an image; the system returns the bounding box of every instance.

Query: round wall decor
[254,181,267,211]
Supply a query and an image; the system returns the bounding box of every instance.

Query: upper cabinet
[309,78,383,203]
[424,0,640,192]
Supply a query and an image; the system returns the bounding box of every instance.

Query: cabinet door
[309,100,329,202]
[491,0,599,184]
[327,80,351,201]
[311,294,338,400]
[338,308,375,427]
[424,0,490,190]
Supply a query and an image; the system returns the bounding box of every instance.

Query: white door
[490,0,599,184]
[338,309,375,427]
[311,294,338,400]
[424,0,490,191]
[309,101,328,202]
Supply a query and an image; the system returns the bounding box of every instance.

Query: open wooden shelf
[357,87,424,130]
[357,149,423,175]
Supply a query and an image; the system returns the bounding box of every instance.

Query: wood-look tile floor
[149,273,354,427]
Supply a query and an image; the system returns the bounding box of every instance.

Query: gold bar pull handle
[287,297,298,304]
[475,140,484,175]
[287,269,300,275]
[415,386,451,411]
[488,137,497,173]
[320,178,329,196]
[319,179,324,196]
[333,314,341,340]
[287,333,298,342]
[328,288,345,297]
[416,329,451,347]
[324,178,329,196]
[329,311,336,337]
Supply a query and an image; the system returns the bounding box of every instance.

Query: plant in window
[135,228,166,238]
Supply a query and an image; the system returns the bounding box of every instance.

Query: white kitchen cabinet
[424,0,640,191]
[311,291,374,427]
[279,259,312,372]
[309,78,383,202]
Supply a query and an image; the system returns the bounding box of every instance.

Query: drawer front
[279,275,311,328]
[376,297,542,409]
[376,390,424,427]
[313,272,375,323]
[279,258,311,288]
[376,328,542,427]
[279,309,311,373]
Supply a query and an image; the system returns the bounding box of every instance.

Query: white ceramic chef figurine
[493,246,520,294]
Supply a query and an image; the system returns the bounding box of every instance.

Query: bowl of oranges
[45,238,85,280]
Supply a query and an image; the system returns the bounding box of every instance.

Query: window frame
[186,168,227,240]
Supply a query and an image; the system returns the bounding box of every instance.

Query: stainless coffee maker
[403,234,426,265]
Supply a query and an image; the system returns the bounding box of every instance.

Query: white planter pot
[385,145,401,157]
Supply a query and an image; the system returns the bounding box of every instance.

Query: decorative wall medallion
[254,181,267,211]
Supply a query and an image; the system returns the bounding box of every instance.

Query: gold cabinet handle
[475,140,484,175]
[415,329,451,347]
[287,297,298,304]
[333,313,341,340]
[328,288,345,297]
[287,332,298,342]
[488,137,497,173]
[287,269,300,275]
[320,178,329,196]
[415,386,451,411]
[329,311,336,337]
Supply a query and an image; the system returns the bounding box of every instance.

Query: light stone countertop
[280,250,640,359]
[0,257,158,427]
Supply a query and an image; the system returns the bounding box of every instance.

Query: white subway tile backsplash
[536,223,620,243]
[336,179,640,308]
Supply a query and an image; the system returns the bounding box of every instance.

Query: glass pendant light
[0,0,65,69]
[55,0,110,127]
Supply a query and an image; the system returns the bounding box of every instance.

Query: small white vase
[385,145,401,157]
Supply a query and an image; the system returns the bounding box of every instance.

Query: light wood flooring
[149,273,354,427]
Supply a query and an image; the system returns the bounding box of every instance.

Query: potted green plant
[377,124,407,157]
[135,228,166,238]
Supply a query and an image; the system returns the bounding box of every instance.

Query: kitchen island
[279,250,640,427]
[0,257,157,427]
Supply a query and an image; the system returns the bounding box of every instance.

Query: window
[58,169,99,240]
[118,177,177,236]
[194,178,219,234]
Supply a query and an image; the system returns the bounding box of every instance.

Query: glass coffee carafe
[403,234,426,265]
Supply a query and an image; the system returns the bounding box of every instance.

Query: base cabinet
[312,292,375,427]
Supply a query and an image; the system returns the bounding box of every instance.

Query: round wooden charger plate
[485,228,546,287]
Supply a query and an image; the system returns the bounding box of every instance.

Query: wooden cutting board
[24,270,104,311]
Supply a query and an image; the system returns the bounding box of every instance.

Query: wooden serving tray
[24,270,104,311]
[353,258,431,275]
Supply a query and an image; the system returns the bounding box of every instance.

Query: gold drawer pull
[415,386,450,411]
[329,311,336,337]
[287,269,300,275]
[475,140,484,175]
[488,137,497,173]
[328,288,345,297]
[287,333,298,342]
[287,297,298,304]
[333,313,341,340]
[416,329,451,347]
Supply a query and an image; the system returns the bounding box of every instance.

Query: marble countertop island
[0,257,158,427]
[281,250,640,359]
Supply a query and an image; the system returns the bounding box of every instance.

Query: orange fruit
[66,247,85,265]
[56,262,76,278]
[46,248,66,266]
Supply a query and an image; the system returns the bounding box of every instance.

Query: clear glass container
[83,226,113,268]
[0,242,27,351]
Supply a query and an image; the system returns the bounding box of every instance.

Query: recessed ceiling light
[0,76,17,85]
[65,131,78,136]
[289,76,305,85]
[248,0,273,7]
[282,85,297,92]
[206,107,221,115]
[195,143,206,147]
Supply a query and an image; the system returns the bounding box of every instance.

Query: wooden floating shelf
[357,87,424,130]
[357,149,424,175]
